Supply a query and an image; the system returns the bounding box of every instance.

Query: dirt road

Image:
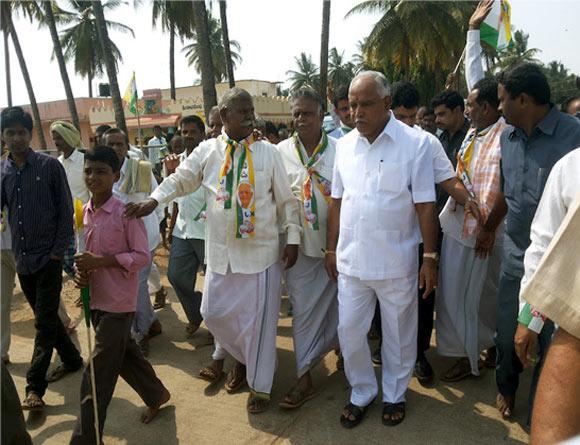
[6,249,531,444]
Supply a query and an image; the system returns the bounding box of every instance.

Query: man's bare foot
[496,393,515,419]
[141,388,171,424]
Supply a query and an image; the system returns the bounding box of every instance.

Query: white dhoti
[201,262,282,395]
[436,234,501,375]
[286,252,339,378]
[148,261,162,295]
[338,273,417,406]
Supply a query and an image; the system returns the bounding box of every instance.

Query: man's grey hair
[290,86,324,113]
[351,70,391,98]
[218,87,253,109]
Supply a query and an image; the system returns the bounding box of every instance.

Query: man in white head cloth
[326,71,438,428]
[125,87,301,414]
[276,86,339,409]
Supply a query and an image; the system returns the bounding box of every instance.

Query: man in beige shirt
[276,87,339,409]
[125,88,301,414]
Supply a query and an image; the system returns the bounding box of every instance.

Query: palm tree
[286,53,320,92]
[91,0,127,133]
[182,12,241,84]
[219,1,235,88]
[347,1,475,73]
[491,30,541,72]
[328,48,356,89]
[152,1,195,100]
[351,38,371,73]
[42,1,80,130]
[1,1,47,148]
[191,0,217,120]
[3,27,12,106]
[58,1,133,98]
[319,0,331,110]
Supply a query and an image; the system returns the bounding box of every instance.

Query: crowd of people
[2,3,580,444]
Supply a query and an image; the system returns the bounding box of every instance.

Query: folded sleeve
[411,137,436,203]
[115,216,150,273]
[465,30,485,92]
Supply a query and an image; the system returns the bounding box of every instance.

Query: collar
[357,111,398,146]
[8,148,35,166]
[509,105,558,139]
[221,129,257,152]
[63,148,83,162]
[87,194,117,214]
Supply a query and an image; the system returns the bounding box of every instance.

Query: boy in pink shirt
[70,146,170,444]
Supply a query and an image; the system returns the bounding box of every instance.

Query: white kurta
[277,135,339,377]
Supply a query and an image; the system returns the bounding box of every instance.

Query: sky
[2,0,580,108]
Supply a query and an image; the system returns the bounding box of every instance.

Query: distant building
[6,79,292,151]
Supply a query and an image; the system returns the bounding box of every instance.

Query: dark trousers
[70,311,167,445]
[167,237,204,326]
[494,270,554,424]
[18,259,82,397]
[1,362,32,445]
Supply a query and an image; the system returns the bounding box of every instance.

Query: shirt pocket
[377,161,405,193]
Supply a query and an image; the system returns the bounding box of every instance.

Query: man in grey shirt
[479,63,580,425]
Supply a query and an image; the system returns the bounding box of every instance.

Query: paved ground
[6,248,532,444]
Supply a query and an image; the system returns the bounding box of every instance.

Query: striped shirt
[1,149,74,274]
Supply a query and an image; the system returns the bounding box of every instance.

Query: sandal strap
[383,402,405,415]
[343,403,364,418]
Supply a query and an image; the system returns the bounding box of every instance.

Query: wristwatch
[423,252,439,261]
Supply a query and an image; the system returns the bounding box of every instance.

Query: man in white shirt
[165,116,207,337]
[104,128,162,356]
[516,148,580,444]
[147,125,167,169]
[328,85,354,139]
[51,120,88,329]
[125,88,301,414]
[1,210,15,364]
[276,87,339,409]
[379,82,477,385]
[326,71,438,428]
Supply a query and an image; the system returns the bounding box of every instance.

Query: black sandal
[382,402,406,426]
[340,399,374,429]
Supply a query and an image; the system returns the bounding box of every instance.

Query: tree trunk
[92,1,127,133]
[7,15,47,149]
[219,1,235,88]
[88,70,93,98]
[44,1,80,130]
[192,1,217,121]
[3,29,11,107]
[319,0,331,112]
[169,18,176,100]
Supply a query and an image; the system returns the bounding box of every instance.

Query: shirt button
[20,237,24,240]
[17,188,20,191]
[18,221,22,225]
[18,205,21,209]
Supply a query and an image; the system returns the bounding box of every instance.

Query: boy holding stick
[70,147,170,444]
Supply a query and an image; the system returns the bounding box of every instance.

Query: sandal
[153,288,167,310]
[247,391,270,414]
[441,358,472,382]
[22,392,45,411]
[278,386,317,409]
[336,354,344,372]
[225,364,246,393]
[382,402,405,426]
[197,366,224,383]
[340,398,375,429]
[46,363,81,382]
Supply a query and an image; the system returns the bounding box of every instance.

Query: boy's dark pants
[18,259,83,397]
[70,310,167,445]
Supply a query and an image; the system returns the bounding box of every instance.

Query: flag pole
[134,72,143,150]
[453,47,466,75]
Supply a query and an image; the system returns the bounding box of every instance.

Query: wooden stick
[453,47,467,75]
[86,325,101,445]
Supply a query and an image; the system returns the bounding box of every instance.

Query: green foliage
[286,52,320,92]
[328,48,357,89]
[56,1,133,82]
[182,11,241,83]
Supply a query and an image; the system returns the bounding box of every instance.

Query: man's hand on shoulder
[125,198,159,219]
